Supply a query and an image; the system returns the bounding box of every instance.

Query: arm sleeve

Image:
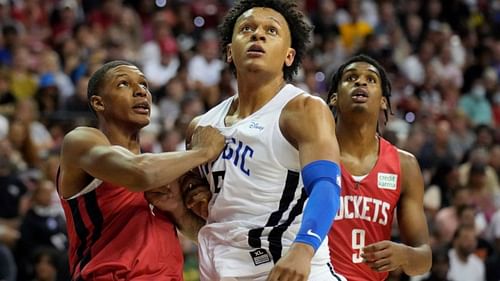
[294,160,341,252]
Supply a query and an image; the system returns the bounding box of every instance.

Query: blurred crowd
[0,0,499,280]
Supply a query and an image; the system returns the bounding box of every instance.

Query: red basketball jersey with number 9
[328,138,402,281]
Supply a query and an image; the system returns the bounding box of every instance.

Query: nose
[132,84,148,98]
[354,78,368,87]
[250,26,266,41]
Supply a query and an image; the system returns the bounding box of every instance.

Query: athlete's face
[330,62,387,115]
[227,7,296,77]
[91,65,152,128]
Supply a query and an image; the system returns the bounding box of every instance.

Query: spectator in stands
[447,224,486,281]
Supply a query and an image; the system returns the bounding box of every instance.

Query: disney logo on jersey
[249,121,264,131]
[377,173,397,190]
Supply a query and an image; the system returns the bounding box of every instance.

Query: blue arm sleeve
[294,160,341,252]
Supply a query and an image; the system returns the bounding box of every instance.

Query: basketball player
[182,1,343,280]
[57,60,225,280]
[327,54,432,280]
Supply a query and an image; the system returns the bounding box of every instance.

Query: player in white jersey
[181,1,345,280]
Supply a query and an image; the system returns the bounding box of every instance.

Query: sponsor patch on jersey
[377,173,397,190]
[250,248,271,266]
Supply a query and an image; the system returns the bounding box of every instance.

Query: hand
[179,171,211,219]
[267,243,314,281]
[144,180,184,215]
[190,126,225,161]
[362,240,409,272]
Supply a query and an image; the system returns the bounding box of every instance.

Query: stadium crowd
[0,0,499,280]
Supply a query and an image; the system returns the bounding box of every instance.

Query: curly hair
[218,0,312,81]
[327,54,393,124]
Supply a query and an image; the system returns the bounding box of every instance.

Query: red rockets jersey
[58,177,184,281]
[328,138,402,281]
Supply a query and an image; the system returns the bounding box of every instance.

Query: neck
[336,115,379,157]
[234,74,286,117]
[99,122,142,154]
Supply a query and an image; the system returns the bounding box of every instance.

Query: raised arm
[60,125,224,198]
[268,95,341,281]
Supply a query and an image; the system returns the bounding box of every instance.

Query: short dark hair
[218,0,312,81]
[327,54,393,124]
[87,60,136,114]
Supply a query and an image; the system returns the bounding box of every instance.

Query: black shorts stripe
[327,262,342,281]
[268,188,307,262]
[247,171,300,253]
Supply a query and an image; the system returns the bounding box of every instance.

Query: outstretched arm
[60,125,224,198]
[362,151,431,275]
[267,95,341,281]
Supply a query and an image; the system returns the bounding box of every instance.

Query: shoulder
[396,148,424,192]
[282,93,332,124]
[280,92,336,147]
[63,127,106,146]
[396,148,419,170]
[61,127,109,158]
[284,92,329,112]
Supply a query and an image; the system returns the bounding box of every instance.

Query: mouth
[247,44,265,57]
[351,88,368,103]
[132,101,150,114]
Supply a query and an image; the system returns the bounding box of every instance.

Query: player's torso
[198,84,304,225]
[197,85,331,267]
[60,180,183,280]
[329,138,402,281]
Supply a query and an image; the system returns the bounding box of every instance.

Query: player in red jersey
[326,54,432,280]
[57,60,225,281]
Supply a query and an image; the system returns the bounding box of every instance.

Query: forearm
[85,146,212,192]
[136,149,211,191]
[295,160,341,251]
[401,244,432,276]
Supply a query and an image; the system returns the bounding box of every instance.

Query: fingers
[367,258,393,272]
[362,241,389,253]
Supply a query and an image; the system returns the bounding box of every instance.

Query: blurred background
[0,0,499,280]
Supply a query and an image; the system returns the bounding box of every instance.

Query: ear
[328,93,338,108]
[90,95,104,113]
[284,48,296,67]
[226,44,233,63]
[381,96,388,111]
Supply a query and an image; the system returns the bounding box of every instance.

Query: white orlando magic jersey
[196,84,330,276]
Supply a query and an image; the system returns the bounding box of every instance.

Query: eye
[346,75,357,82]
[118,80,129,87]
[241,25,253,32]
[140,82,149,90]
[268,26,278,35]
[367,76,377,83]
